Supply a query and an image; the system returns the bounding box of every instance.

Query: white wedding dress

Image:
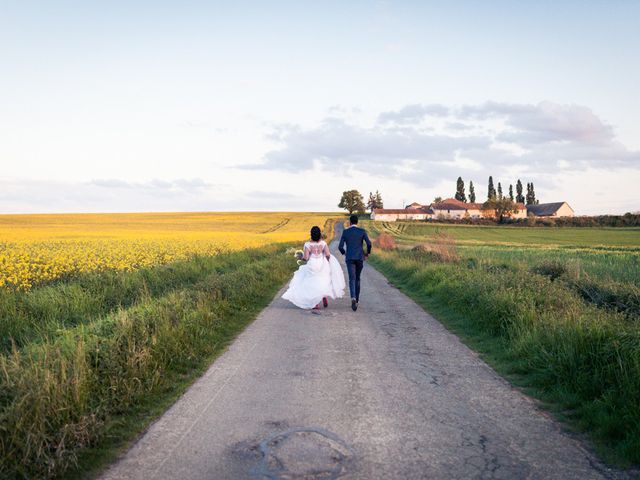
[282,240,346,309]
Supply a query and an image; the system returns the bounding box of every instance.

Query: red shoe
[313,304,322,310]
[323,297,328,308]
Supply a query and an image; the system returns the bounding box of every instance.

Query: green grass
[0,244,297,479]
[364,220,640,285]
[456,246,640,285]
[367,220,640,250]
[366,218,640,467]
[0,249,276,352]
[370,250,640,466]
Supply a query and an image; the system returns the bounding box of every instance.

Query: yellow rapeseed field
[0,212,341,290]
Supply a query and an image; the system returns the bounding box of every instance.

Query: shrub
[431,230,459,262]
[374,233,396,250]
[532,260,567,281]
[411,231,459,263]
[569,277,640,320]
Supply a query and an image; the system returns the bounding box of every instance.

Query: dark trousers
[346,259,364,301]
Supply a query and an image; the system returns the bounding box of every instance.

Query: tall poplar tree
[487,176,496,200]
[516,179,525,203]
[530,183,537,204]
[455,177,467,202]
[526,182,537,205]
[469,181,476,203]
[497,182,503,200]
[508,184,514,201]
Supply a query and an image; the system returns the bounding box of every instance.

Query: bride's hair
[310,226,322,242]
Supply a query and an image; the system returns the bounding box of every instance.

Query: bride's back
[305,240,326,257]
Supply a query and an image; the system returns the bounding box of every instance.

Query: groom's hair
[349,214,359,225]
[310,226,322,241]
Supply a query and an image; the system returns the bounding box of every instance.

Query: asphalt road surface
[101,226,627,480]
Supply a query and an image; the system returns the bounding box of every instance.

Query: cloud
[462,101,615,144]
[246,190,300,200]
[0,176,327,213]
[249,101,639,188]
[377,103,450,124]
[0,177,226,213]
[250,117,489,187]
[89,179,132,188]
[88,178,214,196]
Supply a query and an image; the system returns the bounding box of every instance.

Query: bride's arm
[303,245,311,261]
[323,242,331,260]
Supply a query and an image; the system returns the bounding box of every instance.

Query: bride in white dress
[282,226,346,309]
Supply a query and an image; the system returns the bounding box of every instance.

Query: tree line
[337,176,541,217]
[455,176,539,205]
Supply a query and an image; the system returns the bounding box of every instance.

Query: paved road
[102,226,626,480]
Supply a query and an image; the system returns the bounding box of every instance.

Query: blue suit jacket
[339,226,372,261]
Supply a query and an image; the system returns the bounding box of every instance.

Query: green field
[365,221,640,285]
[366,220,640,466]
[367,221,640,249]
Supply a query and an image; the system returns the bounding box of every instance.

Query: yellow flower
[0,212,340,290]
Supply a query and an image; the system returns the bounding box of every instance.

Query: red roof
[431,198,472,210]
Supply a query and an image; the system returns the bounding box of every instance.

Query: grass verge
[369,250,640,468]
[0,244,296,479]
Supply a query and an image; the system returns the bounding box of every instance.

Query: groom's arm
[363,231,372,256]
[338,232,346,255]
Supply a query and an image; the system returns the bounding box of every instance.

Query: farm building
[526,202,574,217]
[430,199,481,219]
[431,198,527,220]
[370,208,433,221]
[371,198,527,221]
[405,202,424,210]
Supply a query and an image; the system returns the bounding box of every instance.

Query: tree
[367,192,376,212]
[508,184,514,201]
[530,183,537,205]
[482,198,519,223]
[487,176,496,200]
[338,190,365,214]
[433,196,443,203]
[455,177,467,202]
[367,190,384,211]
[469,181,476,203]
[515,179,525,203]
[525,182,538,205]
[375,190,384,209]
[497,182,503,200]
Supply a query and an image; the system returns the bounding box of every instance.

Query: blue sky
[1,1,639,214]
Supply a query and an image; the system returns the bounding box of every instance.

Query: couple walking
[282,215,372,312]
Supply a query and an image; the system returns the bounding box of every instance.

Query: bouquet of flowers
[285,247,306,266]
[294,249,306,266]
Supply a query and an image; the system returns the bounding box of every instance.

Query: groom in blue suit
[339,214,372,311]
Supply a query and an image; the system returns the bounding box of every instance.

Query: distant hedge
[417,213,640,227]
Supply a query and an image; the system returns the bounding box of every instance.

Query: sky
[1,1,639,215]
